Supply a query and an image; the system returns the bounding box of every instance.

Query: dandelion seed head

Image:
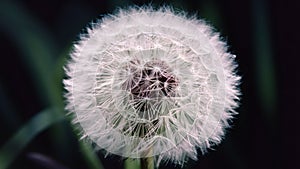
[64,6,240,166]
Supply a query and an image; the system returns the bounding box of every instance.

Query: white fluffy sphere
[64,7,240,166]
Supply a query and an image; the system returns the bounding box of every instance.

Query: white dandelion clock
[64,7,240,167]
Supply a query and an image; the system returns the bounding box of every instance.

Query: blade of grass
[124,158,140,169]
[0,82,21,128]
[199,0,223,30]
[0,0,61,107]
[0,0,70,161]
[252,0,278,126]
[0,108,65,169]
[0,1,105,168]
[79,142,104,169]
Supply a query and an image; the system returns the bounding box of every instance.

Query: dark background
[0,0,299,169]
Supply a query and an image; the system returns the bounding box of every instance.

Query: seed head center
[129,60,178,100]
[122,59,179,116]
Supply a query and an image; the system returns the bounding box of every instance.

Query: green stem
[141,157,154,169]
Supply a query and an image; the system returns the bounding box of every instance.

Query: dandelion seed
[64,6,240,167]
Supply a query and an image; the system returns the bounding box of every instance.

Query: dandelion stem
[141,157,154,169]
